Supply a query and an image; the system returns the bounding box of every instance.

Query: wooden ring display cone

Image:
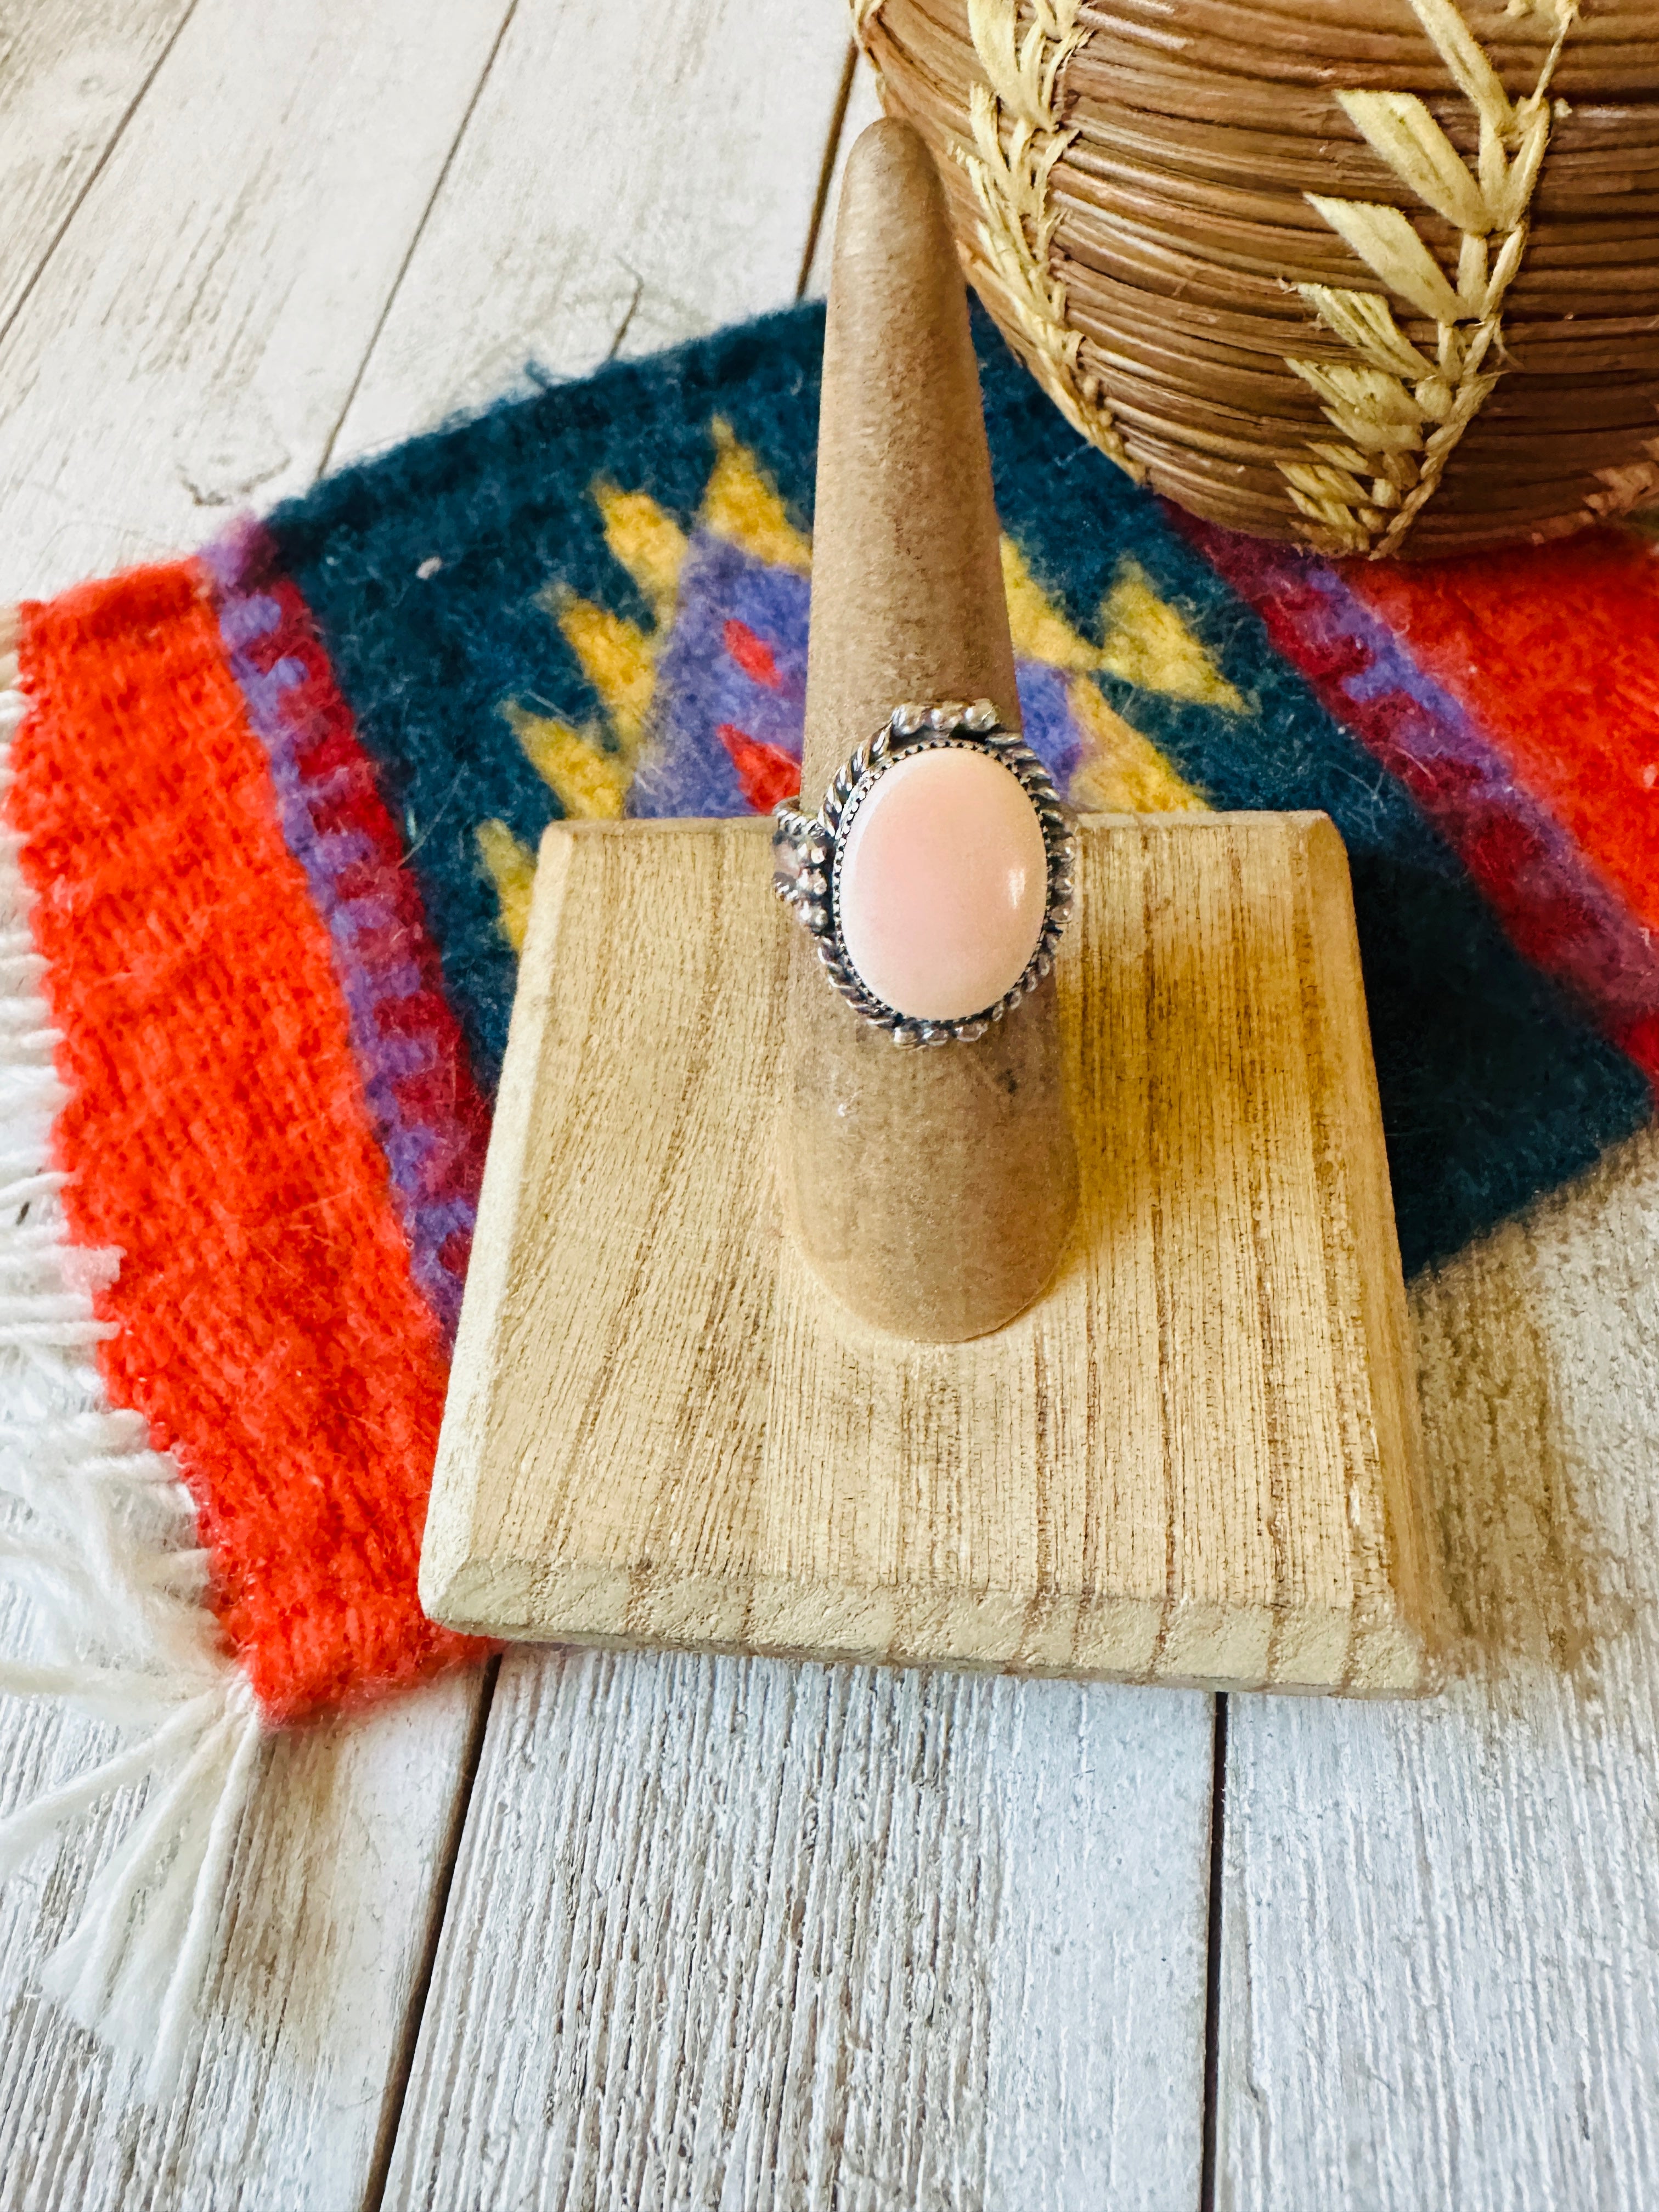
[420,125,1444,1697]
[781,119,1076,1344]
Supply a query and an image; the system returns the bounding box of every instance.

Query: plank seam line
[1199,1691,1228,2212]
[0,0,206,362]
[314,0,524,484]
[795,39,860,298]
[363,1650,501,2212]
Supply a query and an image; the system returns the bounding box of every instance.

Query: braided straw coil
[855,0,1659,556]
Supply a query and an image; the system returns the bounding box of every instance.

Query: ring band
[772,698,1075,1046]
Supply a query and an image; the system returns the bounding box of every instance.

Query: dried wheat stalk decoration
[858,0,1657,555]
[1283,0,1578,557]
[954,0,1140,481]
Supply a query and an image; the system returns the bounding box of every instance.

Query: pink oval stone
[837,747,1048,1022]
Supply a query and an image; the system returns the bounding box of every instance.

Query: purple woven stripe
[1293,556,1659,1029]
[203,520,487,1341]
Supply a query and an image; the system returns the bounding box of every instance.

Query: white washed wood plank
[0,1669,483,2212]
[385,1654,1211,2212]
[329,0,856,461]
[1220,1122,1659,2210]
[979,1678,1213,2210]
[0,0,516,603]
[0,0,194,341]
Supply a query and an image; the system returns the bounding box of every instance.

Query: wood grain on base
[423,811,1438,1694]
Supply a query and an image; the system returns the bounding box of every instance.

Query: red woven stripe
[11,562,486,1723]
[1349,531,1659,949]
[1182,515,1659,1085]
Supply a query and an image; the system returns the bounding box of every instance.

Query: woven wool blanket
[2,302,1656,2089]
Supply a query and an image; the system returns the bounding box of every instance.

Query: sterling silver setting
[772,698,1075,1046]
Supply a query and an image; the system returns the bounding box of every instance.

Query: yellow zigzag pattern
[478,431,1235,949]
[999,538,1231,814]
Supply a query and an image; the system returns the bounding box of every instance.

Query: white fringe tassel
[0,626,264,2102]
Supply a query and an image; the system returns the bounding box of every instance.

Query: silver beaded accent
[771,697,1076,1043]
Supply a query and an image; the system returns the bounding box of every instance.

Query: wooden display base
[421,814,1442,1696]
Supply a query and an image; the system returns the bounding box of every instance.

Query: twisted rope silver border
[772,698,1075,1046]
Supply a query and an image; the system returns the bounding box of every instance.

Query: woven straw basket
[855,0,1659,557]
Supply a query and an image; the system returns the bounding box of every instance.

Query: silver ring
[772,698,1075,1046]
